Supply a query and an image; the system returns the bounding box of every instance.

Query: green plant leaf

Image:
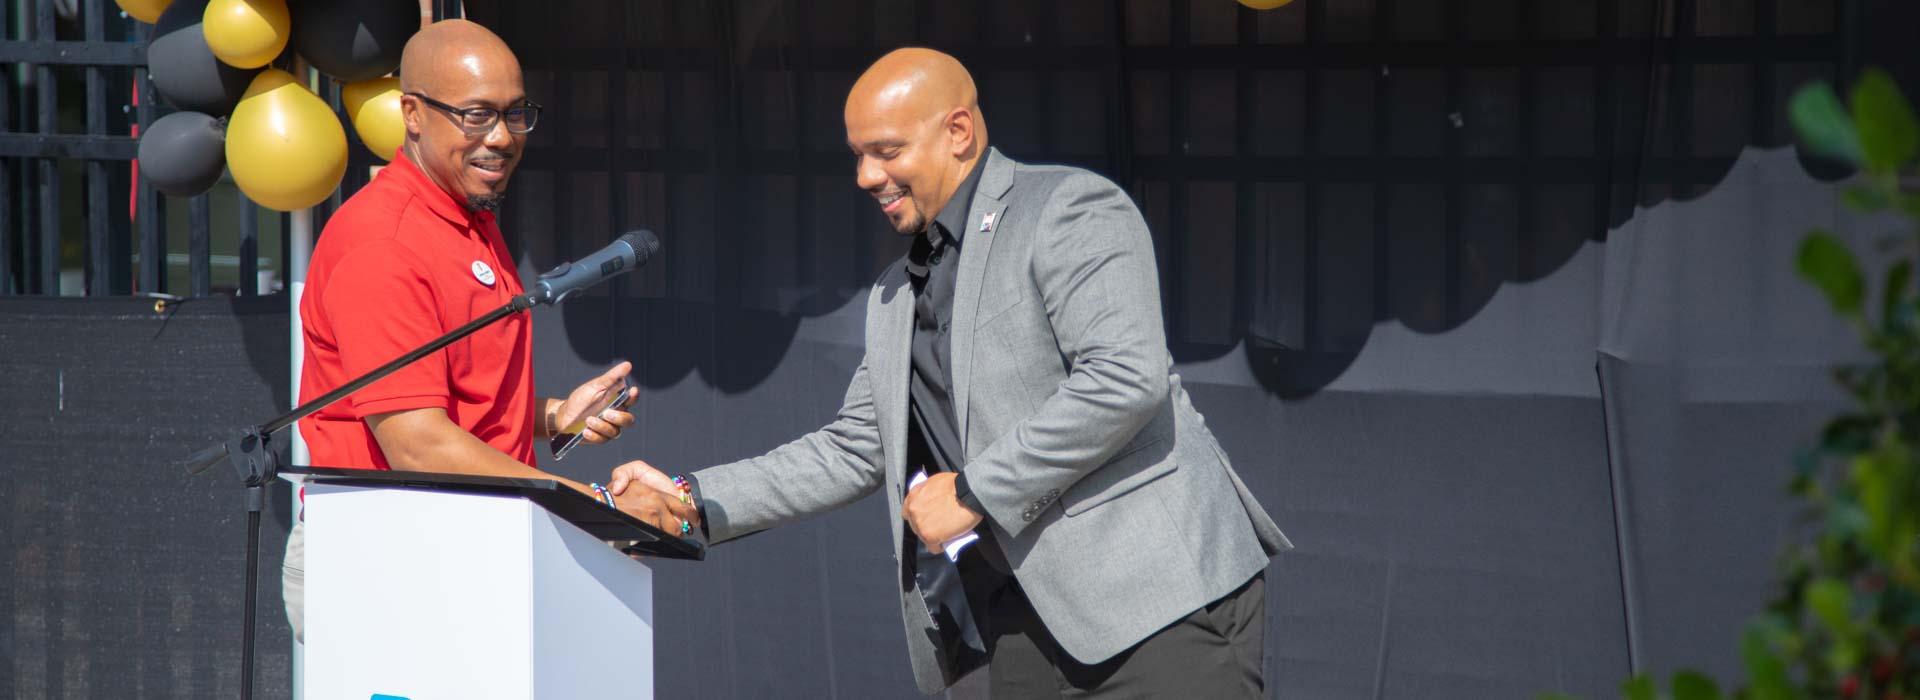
[1825,638,1862,676]
[1855,453,1894,553]
[1741,623,1795,700]
[1851,68,1920,172]
[1621,674,1657,700]
[1826,502,1870,537]
[1791,82,1865,165]
[1798,231,1865,316]
[1885,259,1912,329]
[1671,670,1721,700]
[1809,577,1854,634]
[1822,414,1879,452]
[1900,192,1920,219]
[1853,437,1920,577]
[1843,186,1892,212]
[1873,440,1920,576]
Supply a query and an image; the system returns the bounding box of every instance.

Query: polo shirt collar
[390,150,492,228]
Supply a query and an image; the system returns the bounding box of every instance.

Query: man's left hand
[552,361,638,444]
[903,472,983,554]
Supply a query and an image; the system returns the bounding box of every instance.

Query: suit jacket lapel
[875,270,915,488]
[950,148,1016,453]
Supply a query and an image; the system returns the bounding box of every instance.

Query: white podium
[296,468,699,700]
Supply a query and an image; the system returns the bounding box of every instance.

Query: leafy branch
[1565,67,1920,700]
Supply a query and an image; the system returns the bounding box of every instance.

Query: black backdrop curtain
[451,0,1874,697]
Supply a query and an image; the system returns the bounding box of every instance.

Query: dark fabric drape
[453,0,1871,697]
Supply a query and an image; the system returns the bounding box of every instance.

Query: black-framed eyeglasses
[407,92,543,135]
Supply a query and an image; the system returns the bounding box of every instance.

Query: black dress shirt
[904,161,983,479]
[903,162,1017,678]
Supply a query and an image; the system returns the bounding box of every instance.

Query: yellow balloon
[115,0,172,24]
[203,0,291,69]
[342,77,405,161]
[226,70,348,212]
[1237,0,1295,8]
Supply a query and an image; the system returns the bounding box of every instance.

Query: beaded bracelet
[671,475,695,535]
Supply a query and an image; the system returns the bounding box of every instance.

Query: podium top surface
[285,466,705,561]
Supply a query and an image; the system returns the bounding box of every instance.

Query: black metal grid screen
[0,0,401,299]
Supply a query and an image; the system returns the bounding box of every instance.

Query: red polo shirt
[296,152,536,469]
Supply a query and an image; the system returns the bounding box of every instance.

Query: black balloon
[139,111,228,197]
[293,0,417,82]
[148,0,262,116]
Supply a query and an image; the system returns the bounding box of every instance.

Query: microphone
[532,230,660,305]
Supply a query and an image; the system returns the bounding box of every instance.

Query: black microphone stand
[182,291,542,700]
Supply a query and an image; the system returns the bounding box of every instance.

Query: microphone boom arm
[186,291,541,479]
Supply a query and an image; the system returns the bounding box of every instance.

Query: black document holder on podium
[286,465,706,561]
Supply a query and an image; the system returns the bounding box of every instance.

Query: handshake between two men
[579,370,975,552]
[601,465,980,555]
[571,363,979,553]
[537,361,702,539]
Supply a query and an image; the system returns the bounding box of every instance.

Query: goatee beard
[468,193,505,212]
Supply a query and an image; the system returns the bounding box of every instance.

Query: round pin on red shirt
[471,260,496,287]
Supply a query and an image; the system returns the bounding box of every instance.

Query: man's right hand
[605,459,700,535]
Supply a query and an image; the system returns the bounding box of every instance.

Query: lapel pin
[980,211,996,233]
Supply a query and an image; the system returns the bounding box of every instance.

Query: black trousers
[966,566,1268,699]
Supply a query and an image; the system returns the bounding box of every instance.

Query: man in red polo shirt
[281,19,696,641]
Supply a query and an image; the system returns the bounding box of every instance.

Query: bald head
[846,48,981,134]
[845,48,989,235]
[399,19,519,95]
[398,20,528,213]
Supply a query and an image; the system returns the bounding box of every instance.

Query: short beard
[467,193,506,212]
[898,210,927,236]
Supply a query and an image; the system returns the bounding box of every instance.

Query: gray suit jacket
[694,148,1291,694]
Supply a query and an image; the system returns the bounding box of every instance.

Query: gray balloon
[293,0,417,82]
[148,0,261,116]
[139,111,227,197]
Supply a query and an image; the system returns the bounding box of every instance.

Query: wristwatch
[953,472,984,513]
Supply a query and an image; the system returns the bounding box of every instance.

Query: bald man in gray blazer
[611,48,1290,698]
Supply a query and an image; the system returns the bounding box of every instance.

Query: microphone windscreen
[624,229,661,264]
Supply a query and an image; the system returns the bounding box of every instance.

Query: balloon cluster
[129,0,417,209]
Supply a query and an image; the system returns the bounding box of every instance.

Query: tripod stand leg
[241,484,263,700]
